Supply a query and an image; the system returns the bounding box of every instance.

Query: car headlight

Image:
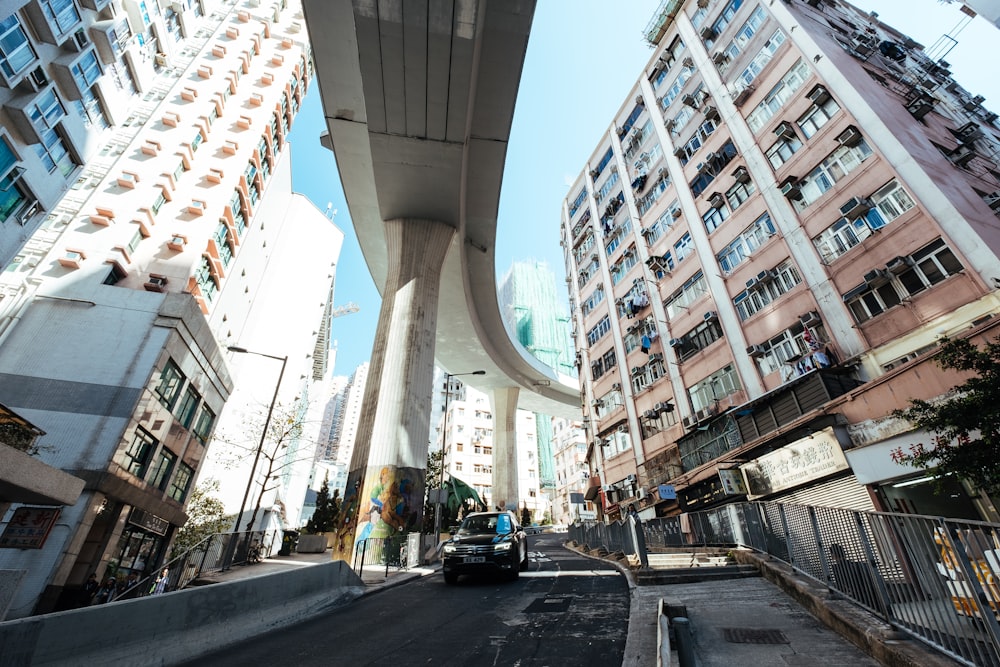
[443,544,457,554]
[494,541,512,552]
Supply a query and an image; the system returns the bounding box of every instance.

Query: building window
[0,137,28,225]
[674,233,694,262]
[587,316,611,346]
[154,359,185,409]
[42,0,81,37]
[149,449,177,490]
[70,50,101,92]
[175,385,200,428]
[726,179,756,210]
[745,58,811,132]
[0,15,37,79]
[689,365,741,413]
[151,191,167,215]
[717,213,776,273]
[797,98,841,139]
[794,141,874,210]
[733,261,802,320]
[765,136,802,169]
[845,239,963,323]
[103,261,127,285]
[169,463,194,502]
[664,271,707,319]
[702,205,729,233]
[124,428,157,478]
[813,180,915,263]
[34,123,74,177]
[192,404,215,443]
[195,256,218,301]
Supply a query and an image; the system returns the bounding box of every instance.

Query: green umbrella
[446,476,484,514]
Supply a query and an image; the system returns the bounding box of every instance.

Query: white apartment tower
[0,0,341,618]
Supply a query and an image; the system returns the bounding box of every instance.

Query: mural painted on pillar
[332,465,423,563]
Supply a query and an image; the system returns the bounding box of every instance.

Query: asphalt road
[187,533,629,666]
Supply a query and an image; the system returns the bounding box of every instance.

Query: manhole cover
[722,628,789,644]
[524,597,571,613]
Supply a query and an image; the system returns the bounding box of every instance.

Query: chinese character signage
[740,427,850,499]
[0,507,60,549]
[718,468,748,495]
[128,508,169,536]
[658,484,676,500]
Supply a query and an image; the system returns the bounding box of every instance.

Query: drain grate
[524,597,571,613]
[722,628,789,644]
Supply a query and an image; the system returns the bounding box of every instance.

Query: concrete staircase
[635,549,760,586]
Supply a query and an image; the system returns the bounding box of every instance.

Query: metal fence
[572,502,1000,667]
[109,530,276,603]
[352,533,416,578]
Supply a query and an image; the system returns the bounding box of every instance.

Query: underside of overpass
[303,0,580,558]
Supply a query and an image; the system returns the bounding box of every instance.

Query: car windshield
[459,514,511,535]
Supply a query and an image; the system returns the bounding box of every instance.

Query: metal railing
[571,502,1000,667]
[352,534,413,578]
[109,530,275,603]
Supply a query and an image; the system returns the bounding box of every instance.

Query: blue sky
[289,1,1000,378]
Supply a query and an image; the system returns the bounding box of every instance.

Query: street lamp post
[221,346,287,570]
[433,370,485,540]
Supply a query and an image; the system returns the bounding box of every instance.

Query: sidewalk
[193,549,436,594]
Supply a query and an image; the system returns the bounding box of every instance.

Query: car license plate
[463,556,485,564]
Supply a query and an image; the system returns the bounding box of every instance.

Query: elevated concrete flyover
[302,0,581,556]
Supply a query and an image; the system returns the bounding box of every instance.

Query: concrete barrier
[0,560,364,666]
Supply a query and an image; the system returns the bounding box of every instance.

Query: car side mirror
[449,528,457,535]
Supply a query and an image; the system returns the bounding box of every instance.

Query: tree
[521,504,532,526]
[171,480,231,558]
[211,400,320,534]
[305,474,340,534]
[892,336,1000,493]
[422,449,443,533]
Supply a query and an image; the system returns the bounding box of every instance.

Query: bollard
[672,616,696,667]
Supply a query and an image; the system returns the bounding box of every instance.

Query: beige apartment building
[564,0,1000,523]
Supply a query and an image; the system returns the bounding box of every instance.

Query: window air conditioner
[732,166,750,183]
[626,473,637,483]
[864,268,891,286]
[807,85,831,105]
[703,310,718,322]
[648,353,663,362]
[669,338,684,348]
[612,383,622,391]
[712,52,728,65]
[839,197,872,219]
[774,121,796,140]
[704,105,720,121]
[836,126,863,147]
[780,178,802,200]
[644,410,657,419]
[638,487,648,500]
[635,95,644,106]
[747,344,767,358]
[886,256,914,274]
[708,192,725,208]
[799,311,821,327]
[682,94,699,108]
[682,415,696,429]
[631,366,644,375]
[654,401,674,413]
[745,276,759,289]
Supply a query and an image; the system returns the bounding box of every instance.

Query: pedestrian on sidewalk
[150,567,170,595]
[92,577,118,605]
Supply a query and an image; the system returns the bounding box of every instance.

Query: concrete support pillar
[332,218,454,562]
[490,386,520,515]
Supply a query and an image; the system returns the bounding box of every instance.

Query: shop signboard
[0,507,60,549]
[718,468,748,495]
[658,484,676,500]
[740,426,849,499]
[128,508,169,536]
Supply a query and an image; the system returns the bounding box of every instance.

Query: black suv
[442,511,528,584]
